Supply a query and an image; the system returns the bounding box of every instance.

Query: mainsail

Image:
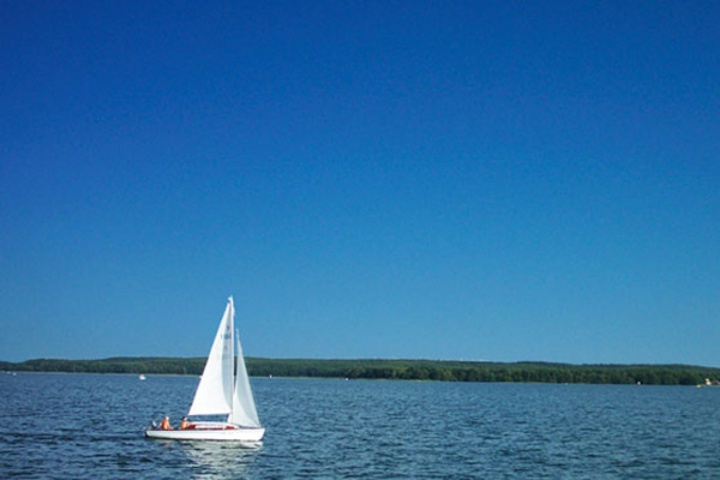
[188,298,235,416]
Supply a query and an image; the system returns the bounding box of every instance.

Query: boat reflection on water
[179,440,262,479]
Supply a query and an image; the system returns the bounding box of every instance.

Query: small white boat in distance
[139,374,146,381]
[146,297,265,442]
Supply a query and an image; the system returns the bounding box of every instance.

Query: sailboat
[145,297,265,441]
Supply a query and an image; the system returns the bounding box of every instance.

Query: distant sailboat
[145,297,264,441]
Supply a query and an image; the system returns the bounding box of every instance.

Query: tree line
[2,357,718,386]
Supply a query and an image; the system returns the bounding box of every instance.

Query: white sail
[229,329,261,427]
[188,298,236,416]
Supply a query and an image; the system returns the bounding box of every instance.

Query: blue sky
[1,1,718,365]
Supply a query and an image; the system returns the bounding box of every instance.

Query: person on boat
[179,416,190,430]
[159,416,173,430]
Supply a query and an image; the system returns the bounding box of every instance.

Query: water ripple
[2,375,720,479]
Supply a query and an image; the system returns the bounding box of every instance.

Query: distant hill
[2,357,719,386]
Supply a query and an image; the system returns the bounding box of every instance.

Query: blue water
[1,373,720,479]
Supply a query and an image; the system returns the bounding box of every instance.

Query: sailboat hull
[145,422,265,442]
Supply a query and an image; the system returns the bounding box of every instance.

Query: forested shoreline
[2,357,718,386]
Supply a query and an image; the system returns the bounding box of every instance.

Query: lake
[1,373,719,479]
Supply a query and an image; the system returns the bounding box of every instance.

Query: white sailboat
[145,297,265,441]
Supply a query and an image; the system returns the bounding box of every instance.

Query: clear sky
[1,1,718,365]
